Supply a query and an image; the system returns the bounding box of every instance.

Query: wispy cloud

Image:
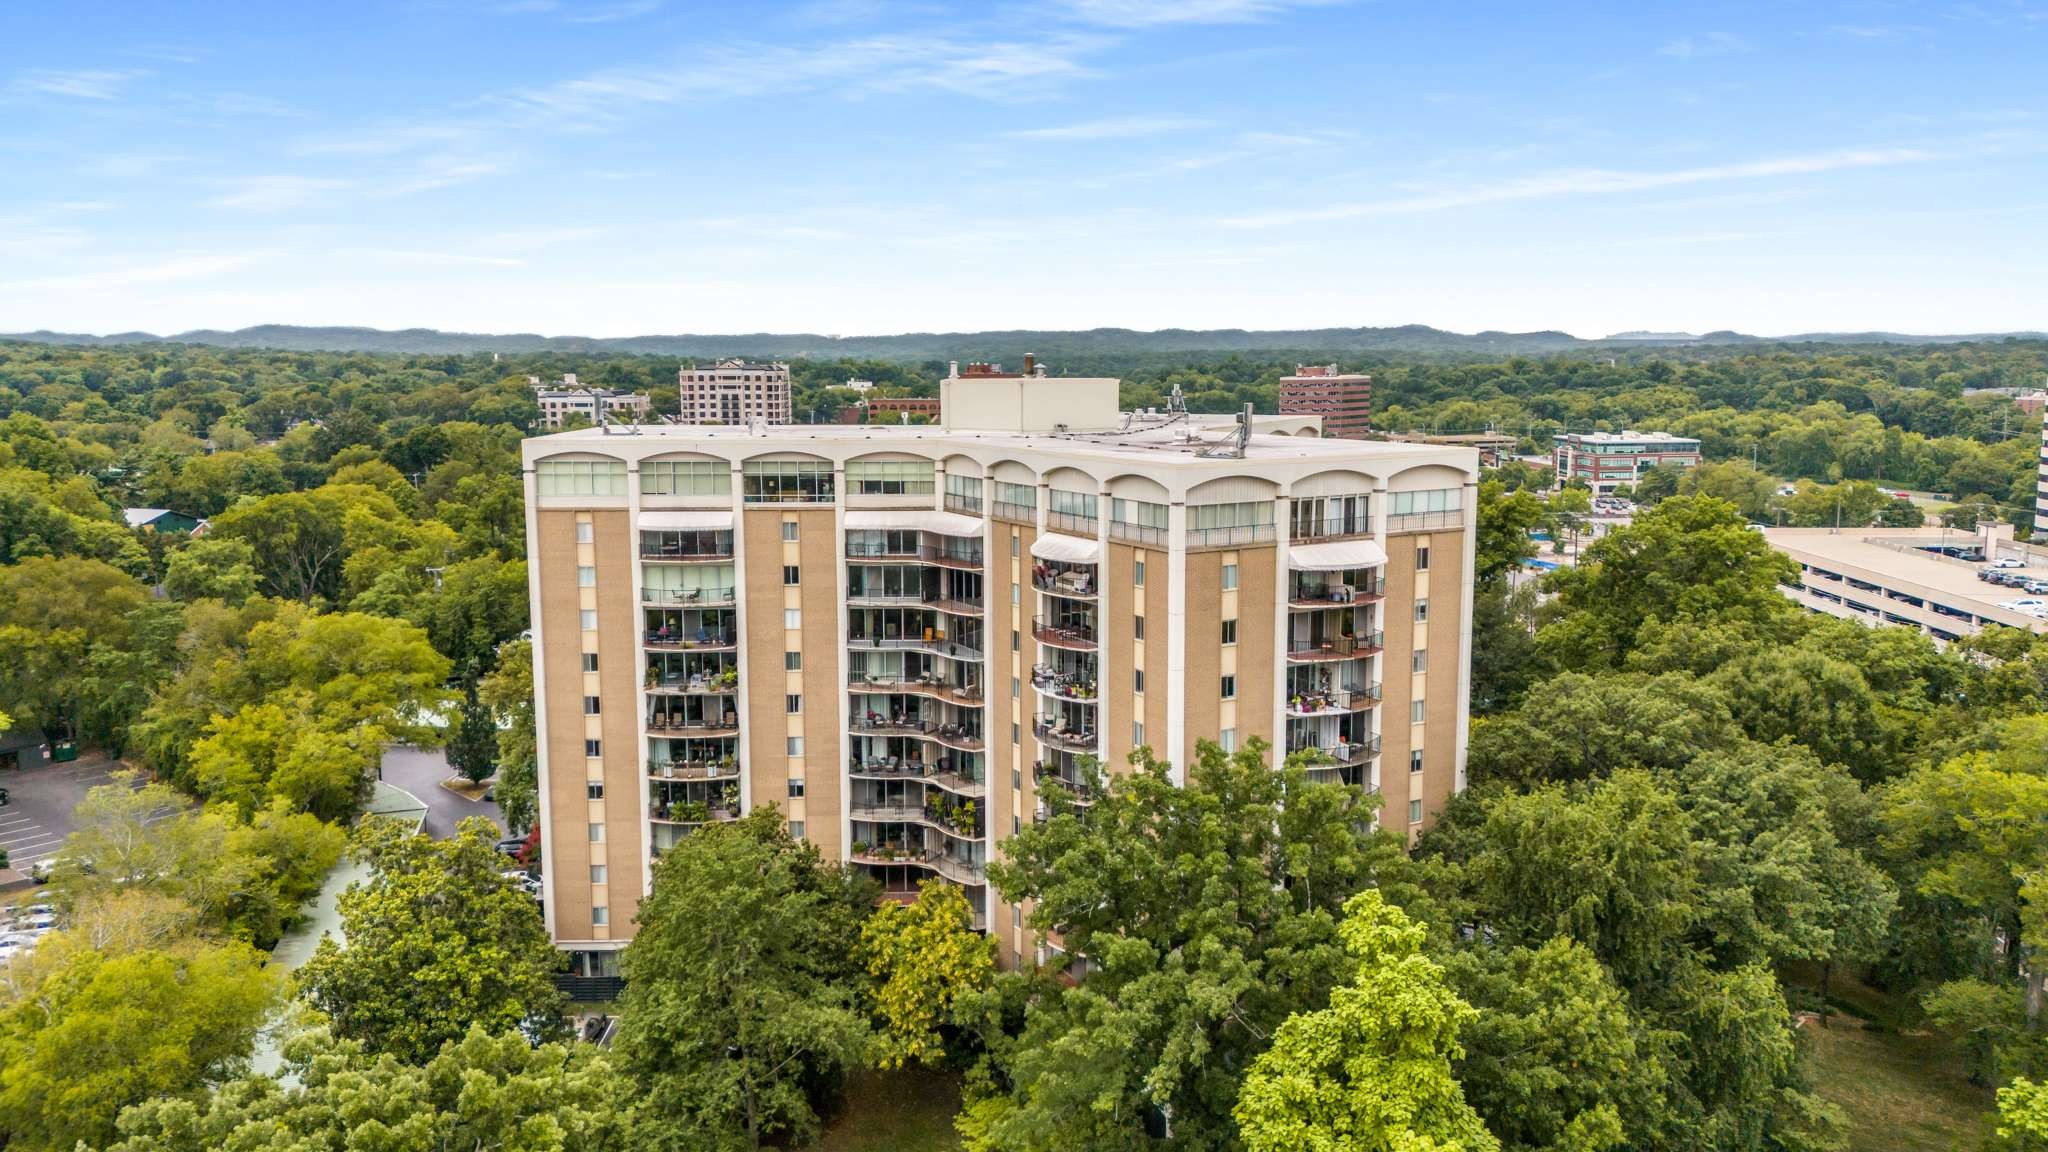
[9,251,272,293]
[1051,0,1341,27]
[1009,115,1205,140]
[338,247,527,268]
[205,175,355,210]
[10,69,147,100]
[1660,31,1754,58]
[1220,145,1935,228]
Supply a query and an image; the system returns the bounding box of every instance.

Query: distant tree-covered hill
[8,322,2041,361]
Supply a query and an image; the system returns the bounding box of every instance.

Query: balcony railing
[1033,716,1098,753]
[1108,521,1167,545]
[1045,511,1097,535]
[1031,665,1098,702]
[1289,577,1385,608]
[649,802,739,825]
[1032,616,1097,651]
[639,539,734,561]
[1032,569,1098,599]
[646,674,738,696]
[845,671,985,708]
[642,586,736,607]
[1285,682,1381,716]
[990,499,1035,523]
[1284,631,1385,662]
[644,631,736,651]
[1288,735,1381,766]
[1187,522,1276,549]
[648,760,739,780]
[646,714,740,735]
[1385,509,1463,533]
[846,632,985,661]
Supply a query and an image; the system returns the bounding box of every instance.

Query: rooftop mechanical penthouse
[521,364,1480,979]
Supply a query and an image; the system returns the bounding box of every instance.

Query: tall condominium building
[1552,430,1702,494]
[678,359,792,425]
[1280,364,1373,439]
[2035,420,2048,536]
[522,367,1478,981]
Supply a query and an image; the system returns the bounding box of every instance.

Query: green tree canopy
[1233,890,1499,1152]
[296,817,565,1062]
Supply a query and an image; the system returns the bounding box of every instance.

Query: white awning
[637,510,734,530]
[1288,539,1388,571]
[1030,532,1101,564]
[843,509,986,537]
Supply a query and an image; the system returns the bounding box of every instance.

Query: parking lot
[0,752,133,888]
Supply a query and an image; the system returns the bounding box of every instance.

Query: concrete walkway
[254,779,428,1076]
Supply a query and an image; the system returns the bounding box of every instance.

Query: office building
[1552,430,1701,494]
[522,365,1478,979]
[1280,364,1373,439]
[839,396,943,424]
[535,388,653,430]
[2036,419,2048,536]
[678,360,793,425]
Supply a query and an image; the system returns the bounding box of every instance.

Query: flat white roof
[1763,527,2048,631]
[529,419,1457,470]
[1556,430,1700,446]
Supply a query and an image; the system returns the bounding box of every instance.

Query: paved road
[0,753,134,881]
[379,745,503,840]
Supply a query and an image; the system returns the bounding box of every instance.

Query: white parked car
[1995,557,2026,569]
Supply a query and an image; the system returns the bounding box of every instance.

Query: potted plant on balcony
[720,782,740,810]
[644,665,660,688]
[716,668,739,690]
[952,800,978,835]
[679,800,711,823]
[852,840,869,857]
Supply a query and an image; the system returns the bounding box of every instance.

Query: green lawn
[809,1068,962,1152]
[1803,1017,1995,1152]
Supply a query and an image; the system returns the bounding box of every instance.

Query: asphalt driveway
[379,745,503,840]
[0,752,138,885]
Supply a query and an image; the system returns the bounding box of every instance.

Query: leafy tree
[616,808,873,1150]
[1882,717,2048,1023]
[46,773,343,949]
[479,637,538,833]
[296,817,564,1062]
[1444,938,1660,1152]
[1470,582,1541,714]
[161,536,259,604]
[1468,671,1741,787]
[860,880,995,1070]
[1475,479,1543,586]
[0,939,278,1151]
[1999,1076,2048,1147]
[448,685,498,785]
[970,742,1403,1150]
[0,555,181,749]
[1538,496,1799,671]
[96,1026,640,1152]
[1233,890,1499,1152]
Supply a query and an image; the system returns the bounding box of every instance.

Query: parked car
[1996,557,2026,569]
[500,870,542,899]
[495,837,530,859]
[2026,581,2048,595]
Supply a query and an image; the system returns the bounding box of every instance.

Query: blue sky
[1,0,2043,338]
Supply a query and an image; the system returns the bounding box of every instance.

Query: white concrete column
[1165,501,1188,785]
[727,464,752,820]
[522,455,556,940]
[1454,478,1479,793]
[1272,495,1292,768]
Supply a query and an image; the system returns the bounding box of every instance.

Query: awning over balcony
[843,509,985,537]
[638,510,734,530]
[1030,533,1101,564]
[1288,539,1388,571]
